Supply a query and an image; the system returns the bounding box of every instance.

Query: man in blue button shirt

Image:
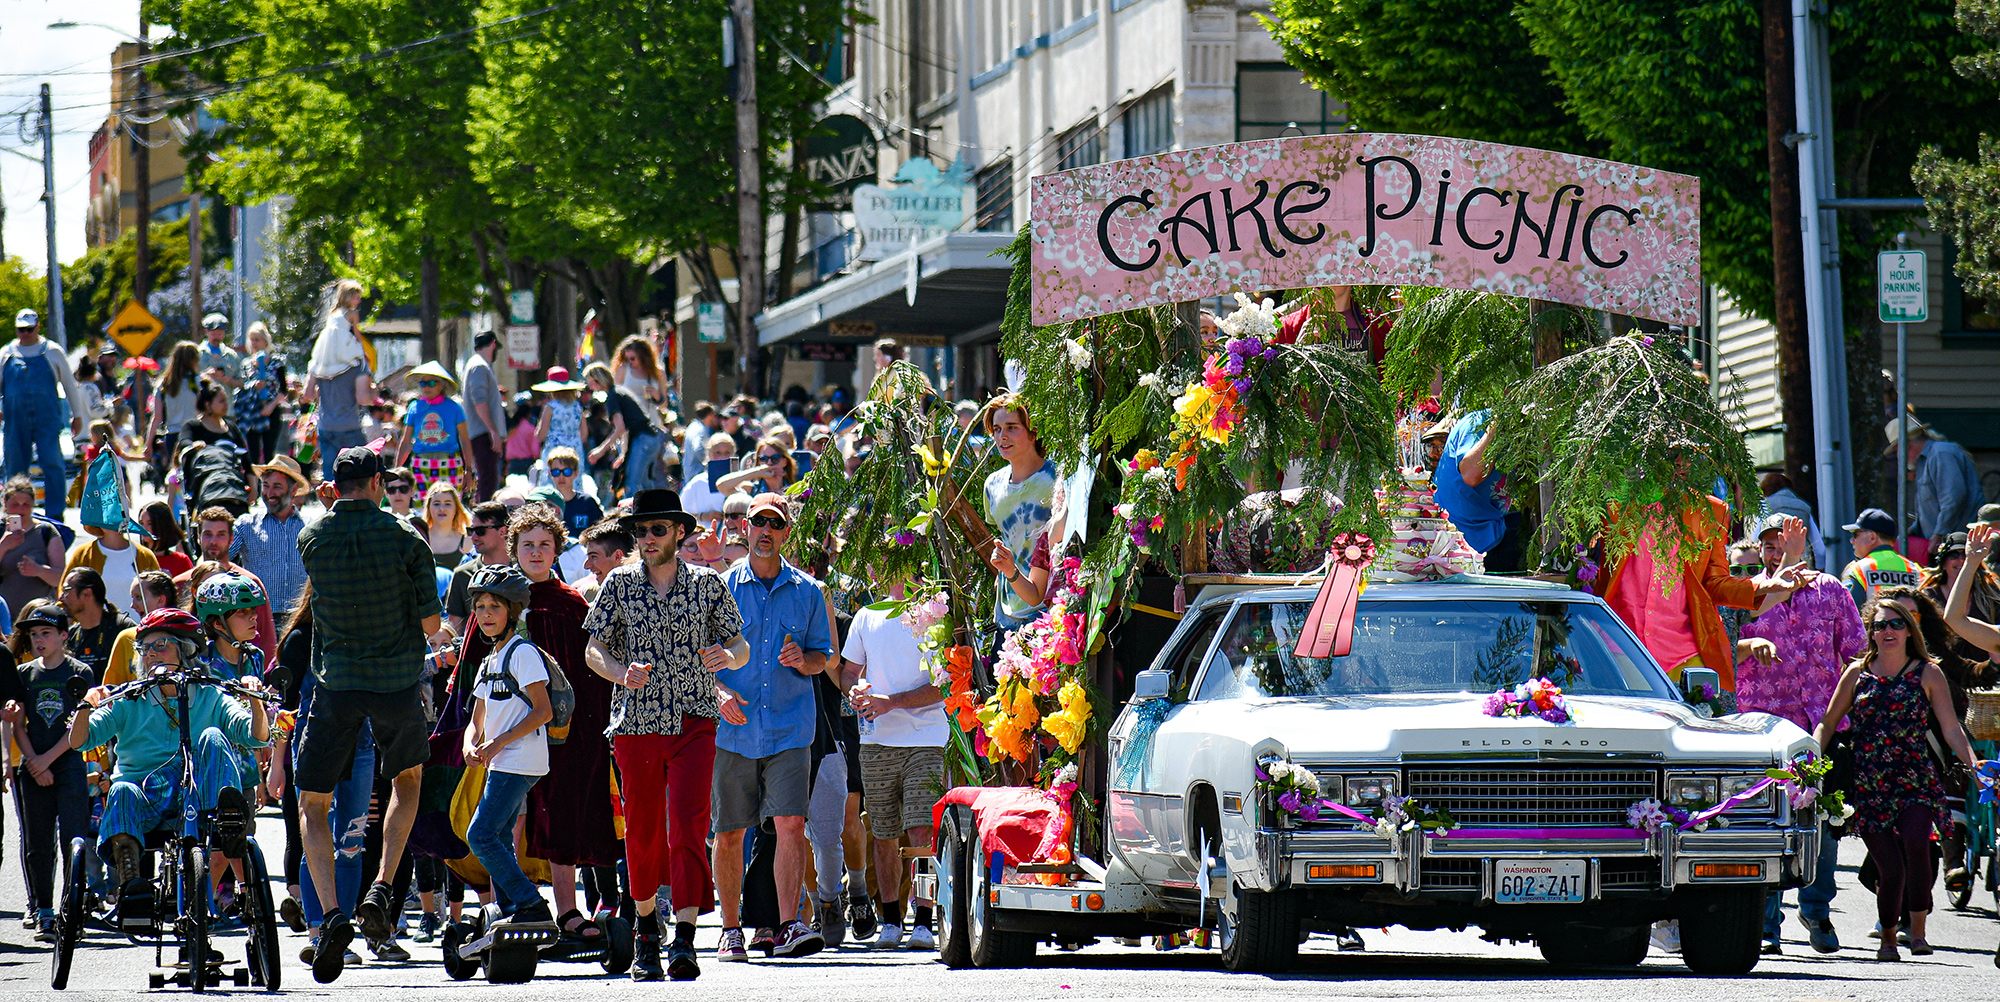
[713,492,835,960]
[1432,408,1524,572]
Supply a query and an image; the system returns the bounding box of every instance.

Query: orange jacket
[1599,497,1758,689]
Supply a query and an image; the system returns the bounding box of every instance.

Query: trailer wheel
[1219,884,1300,973]
[968,846,1036,968]
[935,813,972,968]
[1678,887,1766,975]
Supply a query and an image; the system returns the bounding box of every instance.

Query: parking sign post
[1879,244,1927,552]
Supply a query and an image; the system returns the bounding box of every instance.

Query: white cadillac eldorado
[930,577,1821,976]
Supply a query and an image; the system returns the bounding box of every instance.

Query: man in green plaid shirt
[292,446,445,983]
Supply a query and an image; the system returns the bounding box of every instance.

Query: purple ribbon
[1439,827,1648,840]
[1683,777,1780,828]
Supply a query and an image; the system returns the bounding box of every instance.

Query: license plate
[1494,859,1587,904]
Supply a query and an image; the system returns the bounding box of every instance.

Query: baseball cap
[14,308,37,328]
[1841,507,1897,537]
[202,312,228,329]
[473,330,499,349]
[332,446,382,482]
[746,492,791,522]
[1754,512,1793,540]
[1979,503,2000,526]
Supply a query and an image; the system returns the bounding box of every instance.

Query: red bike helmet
[135,608,205,647]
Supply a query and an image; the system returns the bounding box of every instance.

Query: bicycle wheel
[241,839,281,991]
[50,837,88,989]
[180,843,210,992]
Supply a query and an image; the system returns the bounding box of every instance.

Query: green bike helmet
[194,571,267,621]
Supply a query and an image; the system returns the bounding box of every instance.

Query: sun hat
[531,366,584,393]
[407,360,459,395]
[251,455,310,493]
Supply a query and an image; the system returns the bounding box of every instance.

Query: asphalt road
[5,811,2000,1001]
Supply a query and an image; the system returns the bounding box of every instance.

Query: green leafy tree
[1915,0,2000,303]
[0,257,45,334]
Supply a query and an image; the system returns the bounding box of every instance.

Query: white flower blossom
[1372,819,1400,841]
[1137,372,1160,388]
[1143,466,1170,485]
[1066,338,1092,368]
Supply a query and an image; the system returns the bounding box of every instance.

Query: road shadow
[1027,949,1879,984]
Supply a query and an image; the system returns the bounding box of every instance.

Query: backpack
[493,635,575,745]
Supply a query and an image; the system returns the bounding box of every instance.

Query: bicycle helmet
[466,565,532,608]
[135,608,205,646]
[194,571,268,620]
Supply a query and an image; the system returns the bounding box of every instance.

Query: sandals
[558,909,604,941]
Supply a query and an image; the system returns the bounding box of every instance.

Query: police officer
[0,310,85,520]
[1839,508,1920,610]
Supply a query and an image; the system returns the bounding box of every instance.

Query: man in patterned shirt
[1736,513,1864,956]
[584,487,748,982]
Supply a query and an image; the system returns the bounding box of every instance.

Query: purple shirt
[1734,572,1867,733]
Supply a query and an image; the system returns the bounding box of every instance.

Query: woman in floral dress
[1815,598,1984,961]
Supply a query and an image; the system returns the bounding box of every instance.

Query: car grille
[1406,766,1660,829]
[1419,857,1482,890]
[1599,858,1661,889]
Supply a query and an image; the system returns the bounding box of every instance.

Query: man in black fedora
[583,487,747,981]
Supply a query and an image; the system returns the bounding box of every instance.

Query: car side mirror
[1133,669,1171,702]
[1681,666,1721,702]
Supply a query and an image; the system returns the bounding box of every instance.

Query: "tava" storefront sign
[1030,133,1700,327]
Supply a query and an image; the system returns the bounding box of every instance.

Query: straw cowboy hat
[251,455,311,494]
[1882,414,1946,454]
[407,360,460,394]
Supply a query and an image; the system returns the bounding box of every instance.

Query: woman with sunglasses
[714,436,798,497]
[379,466,420,523]
[1816,594,1984,960]
[613,336,667,410]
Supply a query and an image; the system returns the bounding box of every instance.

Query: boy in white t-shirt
[462,565,555,926]
[842,581,947,951]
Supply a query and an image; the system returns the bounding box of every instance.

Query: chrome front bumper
[1247,822,1819,896]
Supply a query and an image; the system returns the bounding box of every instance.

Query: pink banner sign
[1029,133,1701,327]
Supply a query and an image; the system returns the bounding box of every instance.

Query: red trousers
[614,718,717,914]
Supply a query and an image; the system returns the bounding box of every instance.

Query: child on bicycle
[66,608,270,897]
[192,571,271,917]
[0,601,96,942]
[463,565,555,926]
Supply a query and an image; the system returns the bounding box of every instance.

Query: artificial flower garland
[1482,676,1572,723]
[977,555,1096,764]
[1255,759,1458,839]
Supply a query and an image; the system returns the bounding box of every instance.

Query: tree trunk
[187,191,203,333]
[731,0,765,398]
[420,241,440,363]
[1763,0,1817,506]
[776,145,804,303]
[1531,301,1565,559]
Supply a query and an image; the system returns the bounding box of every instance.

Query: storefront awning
[755,232,1014,348]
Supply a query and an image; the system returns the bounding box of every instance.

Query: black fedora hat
[621,488,697,531]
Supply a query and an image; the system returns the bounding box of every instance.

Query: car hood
[1200,693,1812,765]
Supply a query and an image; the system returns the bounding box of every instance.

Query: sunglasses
[1869,617,1910,633]
[1728,563,1763,576]
[548,466,576,477]
[385,483,413,494]
[749,515,789,529]
[416,379,441,388]
[468,524,500,536]
[759,454,784,464]
[634,523,680,539]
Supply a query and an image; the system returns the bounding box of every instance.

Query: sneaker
[666,939,701,981]
[750,926,776,957]
[875,922,905,951]
[1761,937,1782,955]
[716,927,749,963]
[1650,920,1681,955]
[313,909,356,984]
[35,916,58,943]
[771,919,824,958]
[106,833,143,889]
[369,936,411,962]
[1334,927,1366,951]
[1910,938,1934,956]
[1804,916,1839,954]
[414,912,440,943]
[815,892,847,948]
[507,899,554,925]
[848,894,878,941]
[906,925,935,951]
[355,882,397,942]
[280,896,308,933]
[632,932,664,982]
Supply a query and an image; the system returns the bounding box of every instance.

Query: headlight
[1666,775,1718,807]
[1316,774,1345,803]
[1345,775,1397,807]
[1721,774,1775,812]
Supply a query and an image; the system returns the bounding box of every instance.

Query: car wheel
[935,811,973,968]
[967,842,1036,968]
[1678,887,1767,975]
[1538,923,1648,968]
[1219,884,1300,973]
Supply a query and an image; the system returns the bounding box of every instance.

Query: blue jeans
[100,727,241,849]
[466,770,541,916]
[318,426,368,481]
[625,431,664,495]
[296,681,373,925]
[1765,827,1839,937]
[3,404,66,521]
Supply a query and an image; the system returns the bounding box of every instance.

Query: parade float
[787,132,1826,976]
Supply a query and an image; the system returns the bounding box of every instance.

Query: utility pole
[1793,0,1855,547]
[132,23,152,305]
[728,0,765,398]
[188,189,204,331]
[40,84,67,348]
[1762,0,1814,505]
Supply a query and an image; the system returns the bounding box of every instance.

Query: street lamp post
[39,85,67,348]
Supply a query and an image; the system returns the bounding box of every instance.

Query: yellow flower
[1044,709,1087,754]
[1008,683,1040,729]
[1058,679,1091,716]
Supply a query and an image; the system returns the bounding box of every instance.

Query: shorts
[711,745,811,832]
[859,744,946,838]
[294,683,432,794]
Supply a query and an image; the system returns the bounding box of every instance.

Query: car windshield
[1193,599,1679,701]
